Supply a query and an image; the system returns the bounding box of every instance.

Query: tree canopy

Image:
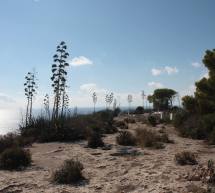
[148,88,177,111]
[194,49,215,114]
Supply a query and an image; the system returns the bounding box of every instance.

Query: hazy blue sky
[0,0,215,112]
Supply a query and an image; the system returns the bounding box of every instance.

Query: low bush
[0,133,33,154]
[148,115,157,127]
[0,133,17,154]
[87,127,104,148]
[20,110,117,143]
[173,110,203,139]
[0,147,31,170]
[16,136,34,147]
[186,160,215,187]
[135,128,171,149]
[199,113,215,140]
[207,160,215,184]
[135,106,144,114]
[159,114,171,124]
[113,107,121,117]
[136,128,159,148]
[209,128,215,145]
[103,122,118,134]
[159,133,174,144]
[153,142,165,149]
[173,110,215,141]
[52,159,84,184]
[113,120,128,129]
[116,131,136,146]
[124,117,136,124]
[175,151,198,165]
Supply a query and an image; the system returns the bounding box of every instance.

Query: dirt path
[0,121,214,193]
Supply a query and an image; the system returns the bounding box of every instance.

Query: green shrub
[148,115,157,127]
[0,147,31,170]
[173,109,215,143]
[173,110,203,139]
[182,95,198,113]
[209,128,215,145]
[116,131,136,146]
[135,106,144,114]
[52,159,84,184]
[173,109,188,128]
[175,151,198,165]
[199,113,215,139]
[87,128,104,148]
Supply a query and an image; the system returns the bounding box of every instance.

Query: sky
[0,0,215,122]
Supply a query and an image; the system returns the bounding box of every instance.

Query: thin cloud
[191,62,202,68]
[79,83,106,95]
[151,66,178,76]
[148,82,164,88]
[70,56,93,67]
[80,83,97,93]
[151,68,162,76]
[0,93,16,109]
[164,66,178,75]
[0,93,15,103]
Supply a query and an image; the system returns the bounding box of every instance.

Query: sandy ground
[0,118,215,193]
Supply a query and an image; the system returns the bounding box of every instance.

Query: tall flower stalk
[92,92,97,113]
[127,94,133,115]
[44,94,50,120]
[105,92,114,110]
[51,41,69,120]
[24,71,37,125]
